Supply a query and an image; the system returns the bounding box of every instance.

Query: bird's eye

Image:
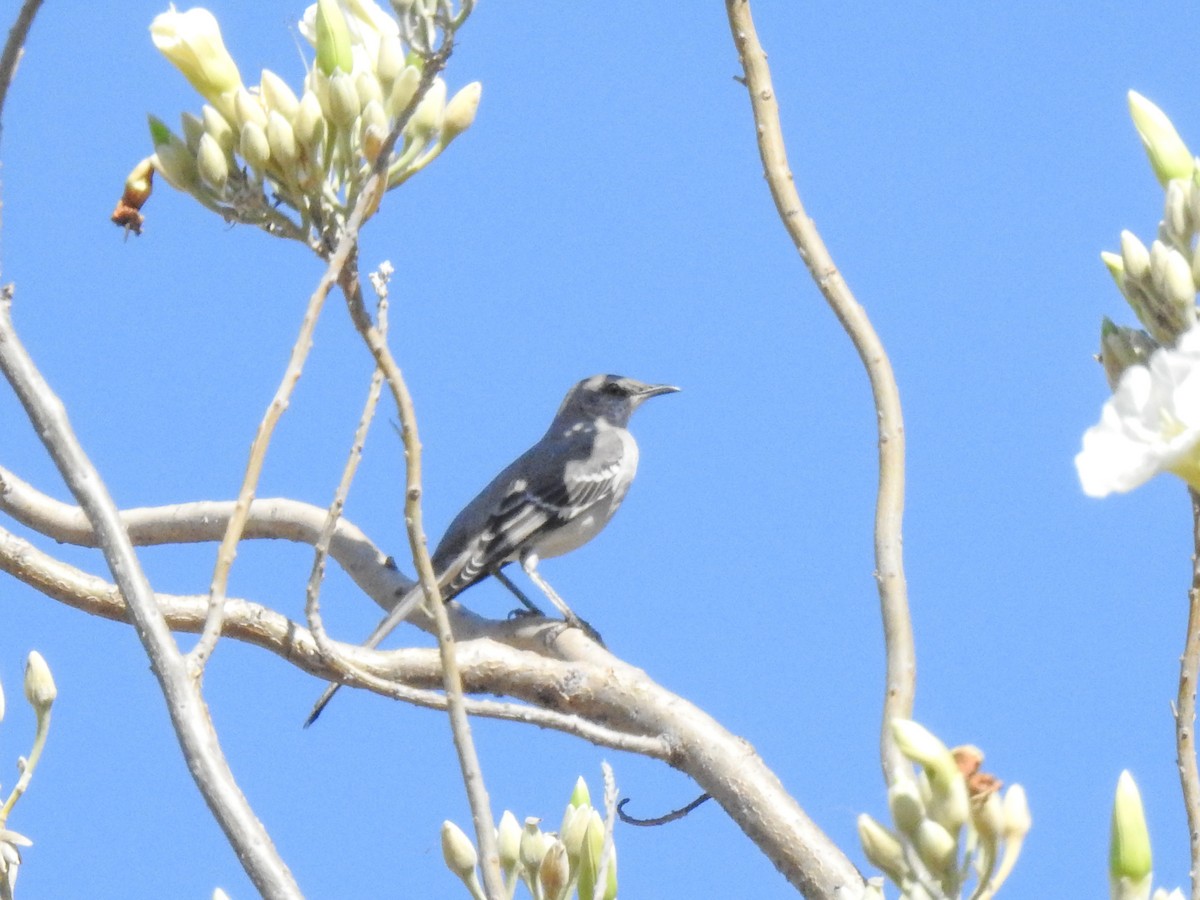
[602,382,625,396]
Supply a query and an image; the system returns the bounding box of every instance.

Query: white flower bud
[442,81,482,144]
[260,69,300,121]
[294,90,326,147]
[202,105,236,155]
[440,820,477,879]
[406,78,446,141]
[857,813,908,884]
[537,840,570,900]
[266,111,298,168]
[1121,230,1152,283]
[385,65,421,119]
[355,70,384,109]
[234,87,268,130]
[496,810,521,876]
[328,70,361,128]
[181,111,205,153]
[240,121,271,170]
[913,819,958,880]
[196,132,229,192]
[23,651,56,715]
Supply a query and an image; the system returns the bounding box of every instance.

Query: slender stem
[1180,488,1200,900]
[0,709,49,821]
[0,289,301,898]
[305,282,388,682]
[724,0,915,786]
[189,263,337,671]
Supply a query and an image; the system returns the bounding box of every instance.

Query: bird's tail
[303,582,428,727]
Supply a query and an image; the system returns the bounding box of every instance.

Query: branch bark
[724,0,915,788]
[1181,488,1200,900]
[0,290,302,899]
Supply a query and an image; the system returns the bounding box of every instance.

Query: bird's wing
[436,428,628,596]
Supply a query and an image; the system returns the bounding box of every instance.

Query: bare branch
[0,288,302,899]
[1180,488,1200,900]
[724,0,915,787]
[0,0,43,150]
[0,464,412,613]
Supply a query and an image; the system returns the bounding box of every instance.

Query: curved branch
[0,0,43,150]
[1,514,863,898]
[0,464,413,612]
[724,0,915,787]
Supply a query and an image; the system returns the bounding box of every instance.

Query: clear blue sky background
[1,1,1197,897]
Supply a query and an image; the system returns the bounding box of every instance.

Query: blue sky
[2,1,1199,897]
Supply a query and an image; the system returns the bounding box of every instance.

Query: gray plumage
[305,373,678,725]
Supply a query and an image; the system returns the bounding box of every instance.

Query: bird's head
[555,374,680,428]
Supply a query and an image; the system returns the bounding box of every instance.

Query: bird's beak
[638,383,680,399]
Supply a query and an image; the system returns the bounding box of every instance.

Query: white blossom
[1077,324,1200,496]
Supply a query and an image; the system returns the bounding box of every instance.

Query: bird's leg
[519,553,604,645]
[491,566,543,617]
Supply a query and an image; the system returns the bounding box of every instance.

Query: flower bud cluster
[143,1,479,240]
[1099,92,1200,381]
[441,777,618,900]
[857,720,1030,899]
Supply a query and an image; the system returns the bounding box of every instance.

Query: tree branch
[724,0,915,787]
[0,288,302,899]
[1180,488,1200,900]
[0,0,43,149]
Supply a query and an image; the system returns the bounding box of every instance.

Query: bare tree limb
[724,0,915,787]
[0,288,302,899]
[0,0,43,149]
[1180,488,1200,900]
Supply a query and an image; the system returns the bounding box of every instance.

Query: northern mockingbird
[304,373,678,725]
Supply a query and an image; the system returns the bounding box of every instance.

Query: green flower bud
[537,840,570,900]
[23,651,56,715]
[406,78,446,141]
[386,65,422,119]
[150,7,242,104]
[1111,771,1152,883]
[235,88,268,130]
[857,813,908,885]
[294,90,326,147]
[315,0,354,75]
[328,70,361,129]
[196,132,229,192]
[891,719,968,834]
[442,81,482,145]
[149,116,199,190]
[1100,318,1158,390]
[1102,250,1125,288]
[576,811,606,900]
[1129,91,1195,186]
[496,810,521,876]
[181,111,205,153]
[913,819,958,881]
[240,121,271,171]
[260,69,300,121]
[570,776,592,809]
[603,846,618,900]
[202,105,236,155]
[266,111,299,168]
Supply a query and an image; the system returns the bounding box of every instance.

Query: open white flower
[150,6,242,104]
[1077,324,1200,496]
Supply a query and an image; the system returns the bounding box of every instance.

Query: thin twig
[0,0,43,150]
[593,762,618,900]
[305,273,388,689]
[724,0,915,787]
[0,288,302,899]
[1180,488,1200,900]
[188,254,342,671]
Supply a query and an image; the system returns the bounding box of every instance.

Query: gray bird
[304,373,678,725]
